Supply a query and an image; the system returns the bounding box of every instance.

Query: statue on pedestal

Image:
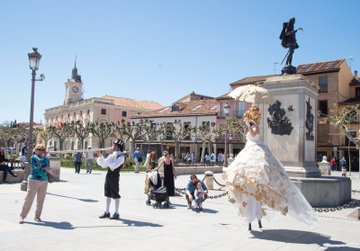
[279,17,302,74]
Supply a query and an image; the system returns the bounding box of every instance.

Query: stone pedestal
[260,74,351,207]
[261,74,320,178]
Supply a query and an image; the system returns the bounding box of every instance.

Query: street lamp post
[21,48,43,191]
[223,103,230,167]
[27,47,43,159]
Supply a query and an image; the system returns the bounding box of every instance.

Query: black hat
[113,139,125,151]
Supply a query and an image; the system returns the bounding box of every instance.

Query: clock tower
[64,60,83,104]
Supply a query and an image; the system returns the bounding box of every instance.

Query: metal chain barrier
[175,186,360,205]
[213,176,226,187]
[314,199,360,213]
[200,175,226,187]
[207,191,228,199]
[175,187,228,199]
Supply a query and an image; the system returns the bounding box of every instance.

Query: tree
[138,119,159,151]
[0,126,12,147]
[194,121,219,163]
[114,120,141,157]
[47,124,73,150]
[89,121,115,148]
[11,127,28,151]
[38,129,52,149]
[69,120,91,149]
[324,104,360,175]
[167,119,193,160]
[325,104,360,146]
[219,116,247,146]
[157,122,171,154]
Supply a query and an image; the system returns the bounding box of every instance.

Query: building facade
[44,64,163,150]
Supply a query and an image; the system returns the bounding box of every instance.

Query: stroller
[145,170,170,208]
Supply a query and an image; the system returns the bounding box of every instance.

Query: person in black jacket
[0,148,17,182]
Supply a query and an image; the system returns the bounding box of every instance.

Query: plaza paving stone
[0,168,359,251]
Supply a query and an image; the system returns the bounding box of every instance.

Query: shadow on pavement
[191,208,218,214]
[120,218,163,227]
[26,221,74,230]
[251,229,345,247]
[169,203,187,208]
[75,218,163,228]
[47,192,98,203]
[325,247,360,250]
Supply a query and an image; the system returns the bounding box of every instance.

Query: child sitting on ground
[194,181,206,211]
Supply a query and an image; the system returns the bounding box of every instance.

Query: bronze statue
[279,17,302,74]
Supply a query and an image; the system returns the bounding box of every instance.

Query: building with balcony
[131,92,223,162]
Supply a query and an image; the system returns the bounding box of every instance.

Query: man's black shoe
[99,212,110,219]
[110,213,120,220]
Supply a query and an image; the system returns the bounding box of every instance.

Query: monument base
[284,166,321,178]
[292,176,351,207]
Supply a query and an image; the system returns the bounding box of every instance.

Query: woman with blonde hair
[19,144,50,224]
[223,104,317,230]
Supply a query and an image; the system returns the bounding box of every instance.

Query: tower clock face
[72,86,79,93]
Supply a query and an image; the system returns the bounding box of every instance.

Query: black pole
[27,69,36,161]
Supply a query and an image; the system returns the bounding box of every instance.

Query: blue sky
[1,0,359,124]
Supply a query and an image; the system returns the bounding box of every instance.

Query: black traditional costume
[97,139,126,220]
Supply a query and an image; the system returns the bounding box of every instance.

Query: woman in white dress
[222,104,317,230]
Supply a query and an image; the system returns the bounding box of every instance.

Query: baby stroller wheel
[164,201,170,208]
[146,199,151,206]
[153,202,160,209]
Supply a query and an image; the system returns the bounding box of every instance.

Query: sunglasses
[37,149,45,151]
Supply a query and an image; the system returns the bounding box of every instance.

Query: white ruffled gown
[223,127,318,225]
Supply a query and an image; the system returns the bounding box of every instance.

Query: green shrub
[60,156,147,172]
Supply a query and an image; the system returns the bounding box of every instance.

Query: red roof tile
[102,95,163,111]
[174,91,214,103]
[132,99,218,118]
[297,59,345,74]
[229,74,276,87]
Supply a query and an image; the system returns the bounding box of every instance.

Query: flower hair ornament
[243,104,261,125]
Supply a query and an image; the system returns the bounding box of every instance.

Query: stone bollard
[20,162,31,191]
[204,171,214,190]
[318,156,331,175]
[49,156,61,181]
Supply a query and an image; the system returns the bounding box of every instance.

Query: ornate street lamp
[223,103,230,167]
[27,47,44,159]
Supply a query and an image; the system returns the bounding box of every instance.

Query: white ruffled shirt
[96,151,125,171]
